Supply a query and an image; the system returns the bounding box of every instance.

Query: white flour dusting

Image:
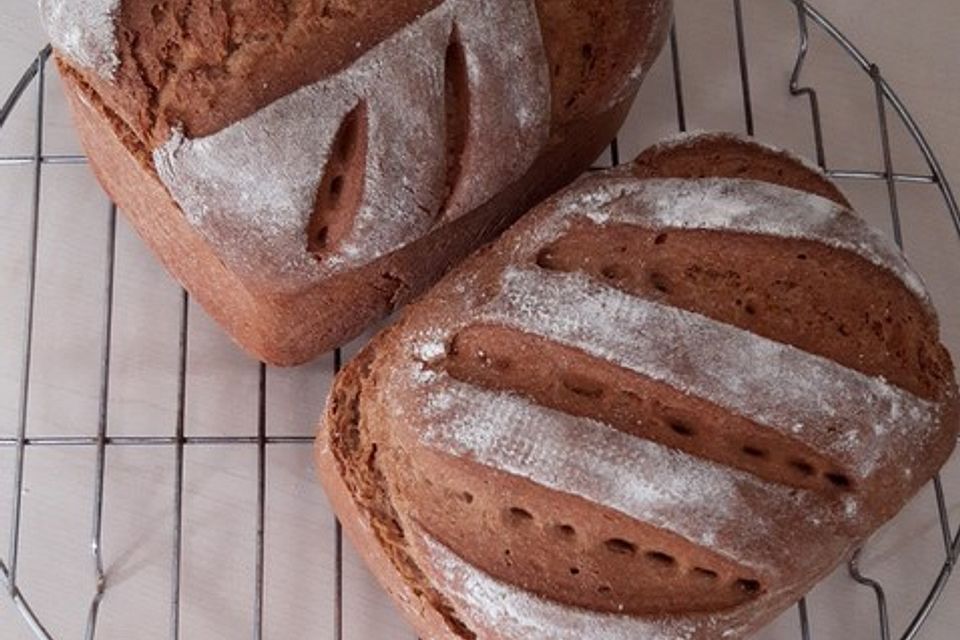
[423,533,699,639]
[419,376,845,576]
[554,174,930,303]
[476,267,936,479]
[391,154,944,637]
[153,0,550,292]
[420,532,764,640]
[39,0,120,79]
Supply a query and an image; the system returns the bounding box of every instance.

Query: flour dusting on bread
[470,266,937,479]
[40,0,120,79]
[318,133,959,640]
[153,0,550,292]
[554,175,929,302]
[418,377,851,574]
[421,533,703,640]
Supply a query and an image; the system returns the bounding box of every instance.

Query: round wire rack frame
[1,1,959,639]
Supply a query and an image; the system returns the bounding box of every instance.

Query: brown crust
[317,332,472,640]
[621,133,952,401]
[403,448,765,616]
[316,136,959,639]
[317,329,840,639]
[536,0,671,127]
[535,222,950,402]
[632,132,851,208]
[74,0,669,150]
[94,0,446,146]
[56,1,672,364]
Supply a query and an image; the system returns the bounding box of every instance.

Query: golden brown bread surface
[316,133,959,639]
[46,0,673,364]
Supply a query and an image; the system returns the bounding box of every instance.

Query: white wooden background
[1,1,959,639]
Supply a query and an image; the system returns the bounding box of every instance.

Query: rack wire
[1,1,958,638]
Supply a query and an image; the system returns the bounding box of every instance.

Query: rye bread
[316,133,959,639]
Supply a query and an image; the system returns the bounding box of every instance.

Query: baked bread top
[318,132,959,639]
[42,0,671,292]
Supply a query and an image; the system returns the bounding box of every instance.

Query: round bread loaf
[42,0,672,364]
[316,132,959,639]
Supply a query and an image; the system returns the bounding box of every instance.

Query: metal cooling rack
[2,1,959,639]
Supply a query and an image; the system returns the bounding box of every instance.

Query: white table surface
[1,1,959,639]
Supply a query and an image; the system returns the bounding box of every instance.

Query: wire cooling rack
[1,1,959,639]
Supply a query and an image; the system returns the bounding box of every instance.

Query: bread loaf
[41,0,672,364]
[316,132,959,639]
